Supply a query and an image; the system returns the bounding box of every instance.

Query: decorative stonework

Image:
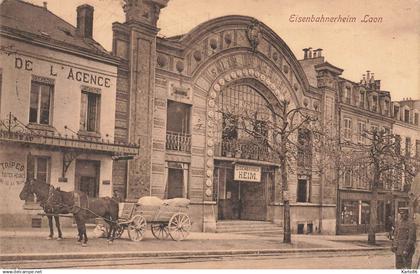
[246,20,262,52]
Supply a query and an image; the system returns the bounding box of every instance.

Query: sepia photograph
[0,0,419,270]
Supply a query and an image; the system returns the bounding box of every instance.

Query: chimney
[366,70,370,81]
[303,48,310,59]
[316,48,323,57]
[76,4,94,38]
[308,47,313,58]
[375,80,381,90]
[43,1,48,9]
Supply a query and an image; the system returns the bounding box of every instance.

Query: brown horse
[19,179,65,240]
[47,187,119,246]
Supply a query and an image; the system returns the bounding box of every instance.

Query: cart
[115,198,192,242]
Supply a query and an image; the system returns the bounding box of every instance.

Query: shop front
[337,189,409,234]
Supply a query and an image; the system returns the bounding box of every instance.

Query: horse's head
[19,178,35,201]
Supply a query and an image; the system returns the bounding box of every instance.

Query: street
[103,251,395,269]
[2,250,395,269]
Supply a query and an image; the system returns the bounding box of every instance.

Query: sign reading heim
[234,164,261,182]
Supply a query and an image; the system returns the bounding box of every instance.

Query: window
[80,91,100,132]
[404,109,410,123]
[341,200,358,224]
[415,113,419,126]
[166,100,191,152]
[357,121,366,143]
[359,91,365,108]
[416,140,420,158]
[395,135,401,155]
[343,118,352,140]
[372,96,378,112]
[298,128,312,168]
[344,169,352,187]
[297,178,310,203]
[165,162,189,199]
[383,100,389,116]
[26,155,50,202]
[405,137,411,157]
[344,87,351,104]
[394,106,400,119]
[29,82,53,125]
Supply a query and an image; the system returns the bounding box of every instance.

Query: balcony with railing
[215,139,275,162]
[166,131,191,153]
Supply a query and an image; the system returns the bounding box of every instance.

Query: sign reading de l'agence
[234,164,261,182]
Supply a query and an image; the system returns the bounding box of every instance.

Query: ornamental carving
[246,20,262,52]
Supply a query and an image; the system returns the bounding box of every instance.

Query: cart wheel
[151,224,169,240]
[168,213,191,241]
[115,225,125,239]
[127,215,146,241]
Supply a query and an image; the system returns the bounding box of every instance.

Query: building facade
[1,0,417,234]
[0,0,138,227]
[112,0,337,234]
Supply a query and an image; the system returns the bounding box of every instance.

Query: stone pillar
[122,0,169,199]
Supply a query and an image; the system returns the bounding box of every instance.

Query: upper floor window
[343,118,352,140]
[166,100,191,152]
[394,106,400,119]
[416,140,420,158]
[343,169,352,187]
[415,113,419,126]
[395,135,401,155]
[404,109,410,123]
[298,128,312,167]
[357,121,366,143]
[405,137,411,157]
[80,91,100,132]
[29,82,53,125]
[371,96,378,112]
[359,91,365,108]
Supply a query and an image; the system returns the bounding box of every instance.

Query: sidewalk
[0,227,392,262]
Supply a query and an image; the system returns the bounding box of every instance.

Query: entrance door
[75,160,100,198]
[240,181,266,220]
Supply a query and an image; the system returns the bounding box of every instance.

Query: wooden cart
[116,201,192,242]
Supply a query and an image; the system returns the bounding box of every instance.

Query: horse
[47,187,119,246]
[19,178,65,240]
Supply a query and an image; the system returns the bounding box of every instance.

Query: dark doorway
[75,160,100,198]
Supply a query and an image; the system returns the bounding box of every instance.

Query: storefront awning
[0,129,139,156]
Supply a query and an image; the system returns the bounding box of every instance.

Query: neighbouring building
[0,0,138,227]
[391,98,420,216]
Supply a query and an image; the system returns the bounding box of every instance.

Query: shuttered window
[29,82,53,125]
[80,91,100,132]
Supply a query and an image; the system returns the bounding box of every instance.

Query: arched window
[215,82,276,160]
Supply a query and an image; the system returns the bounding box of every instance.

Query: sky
[20,0,420,101]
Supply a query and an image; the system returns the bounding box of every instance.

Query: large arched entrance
[213,79,279,221]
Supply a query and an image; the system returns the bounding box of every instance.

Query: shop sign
[234,164,261,182]
[0,161,25,186]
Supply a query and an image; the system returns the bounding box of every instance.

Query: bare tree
[339,129,420,244]
[217,98,318,243]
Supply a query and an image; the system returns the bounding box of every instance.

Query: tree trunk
[368,169,379,245]
[280,149,291,243]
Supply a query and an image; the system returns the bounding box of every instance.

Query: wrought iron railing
[166,131,191,153]
[216,139,274,162]
[0,112,139,155]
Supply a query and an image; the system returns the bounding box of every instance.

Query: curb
[0,246,391,262]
